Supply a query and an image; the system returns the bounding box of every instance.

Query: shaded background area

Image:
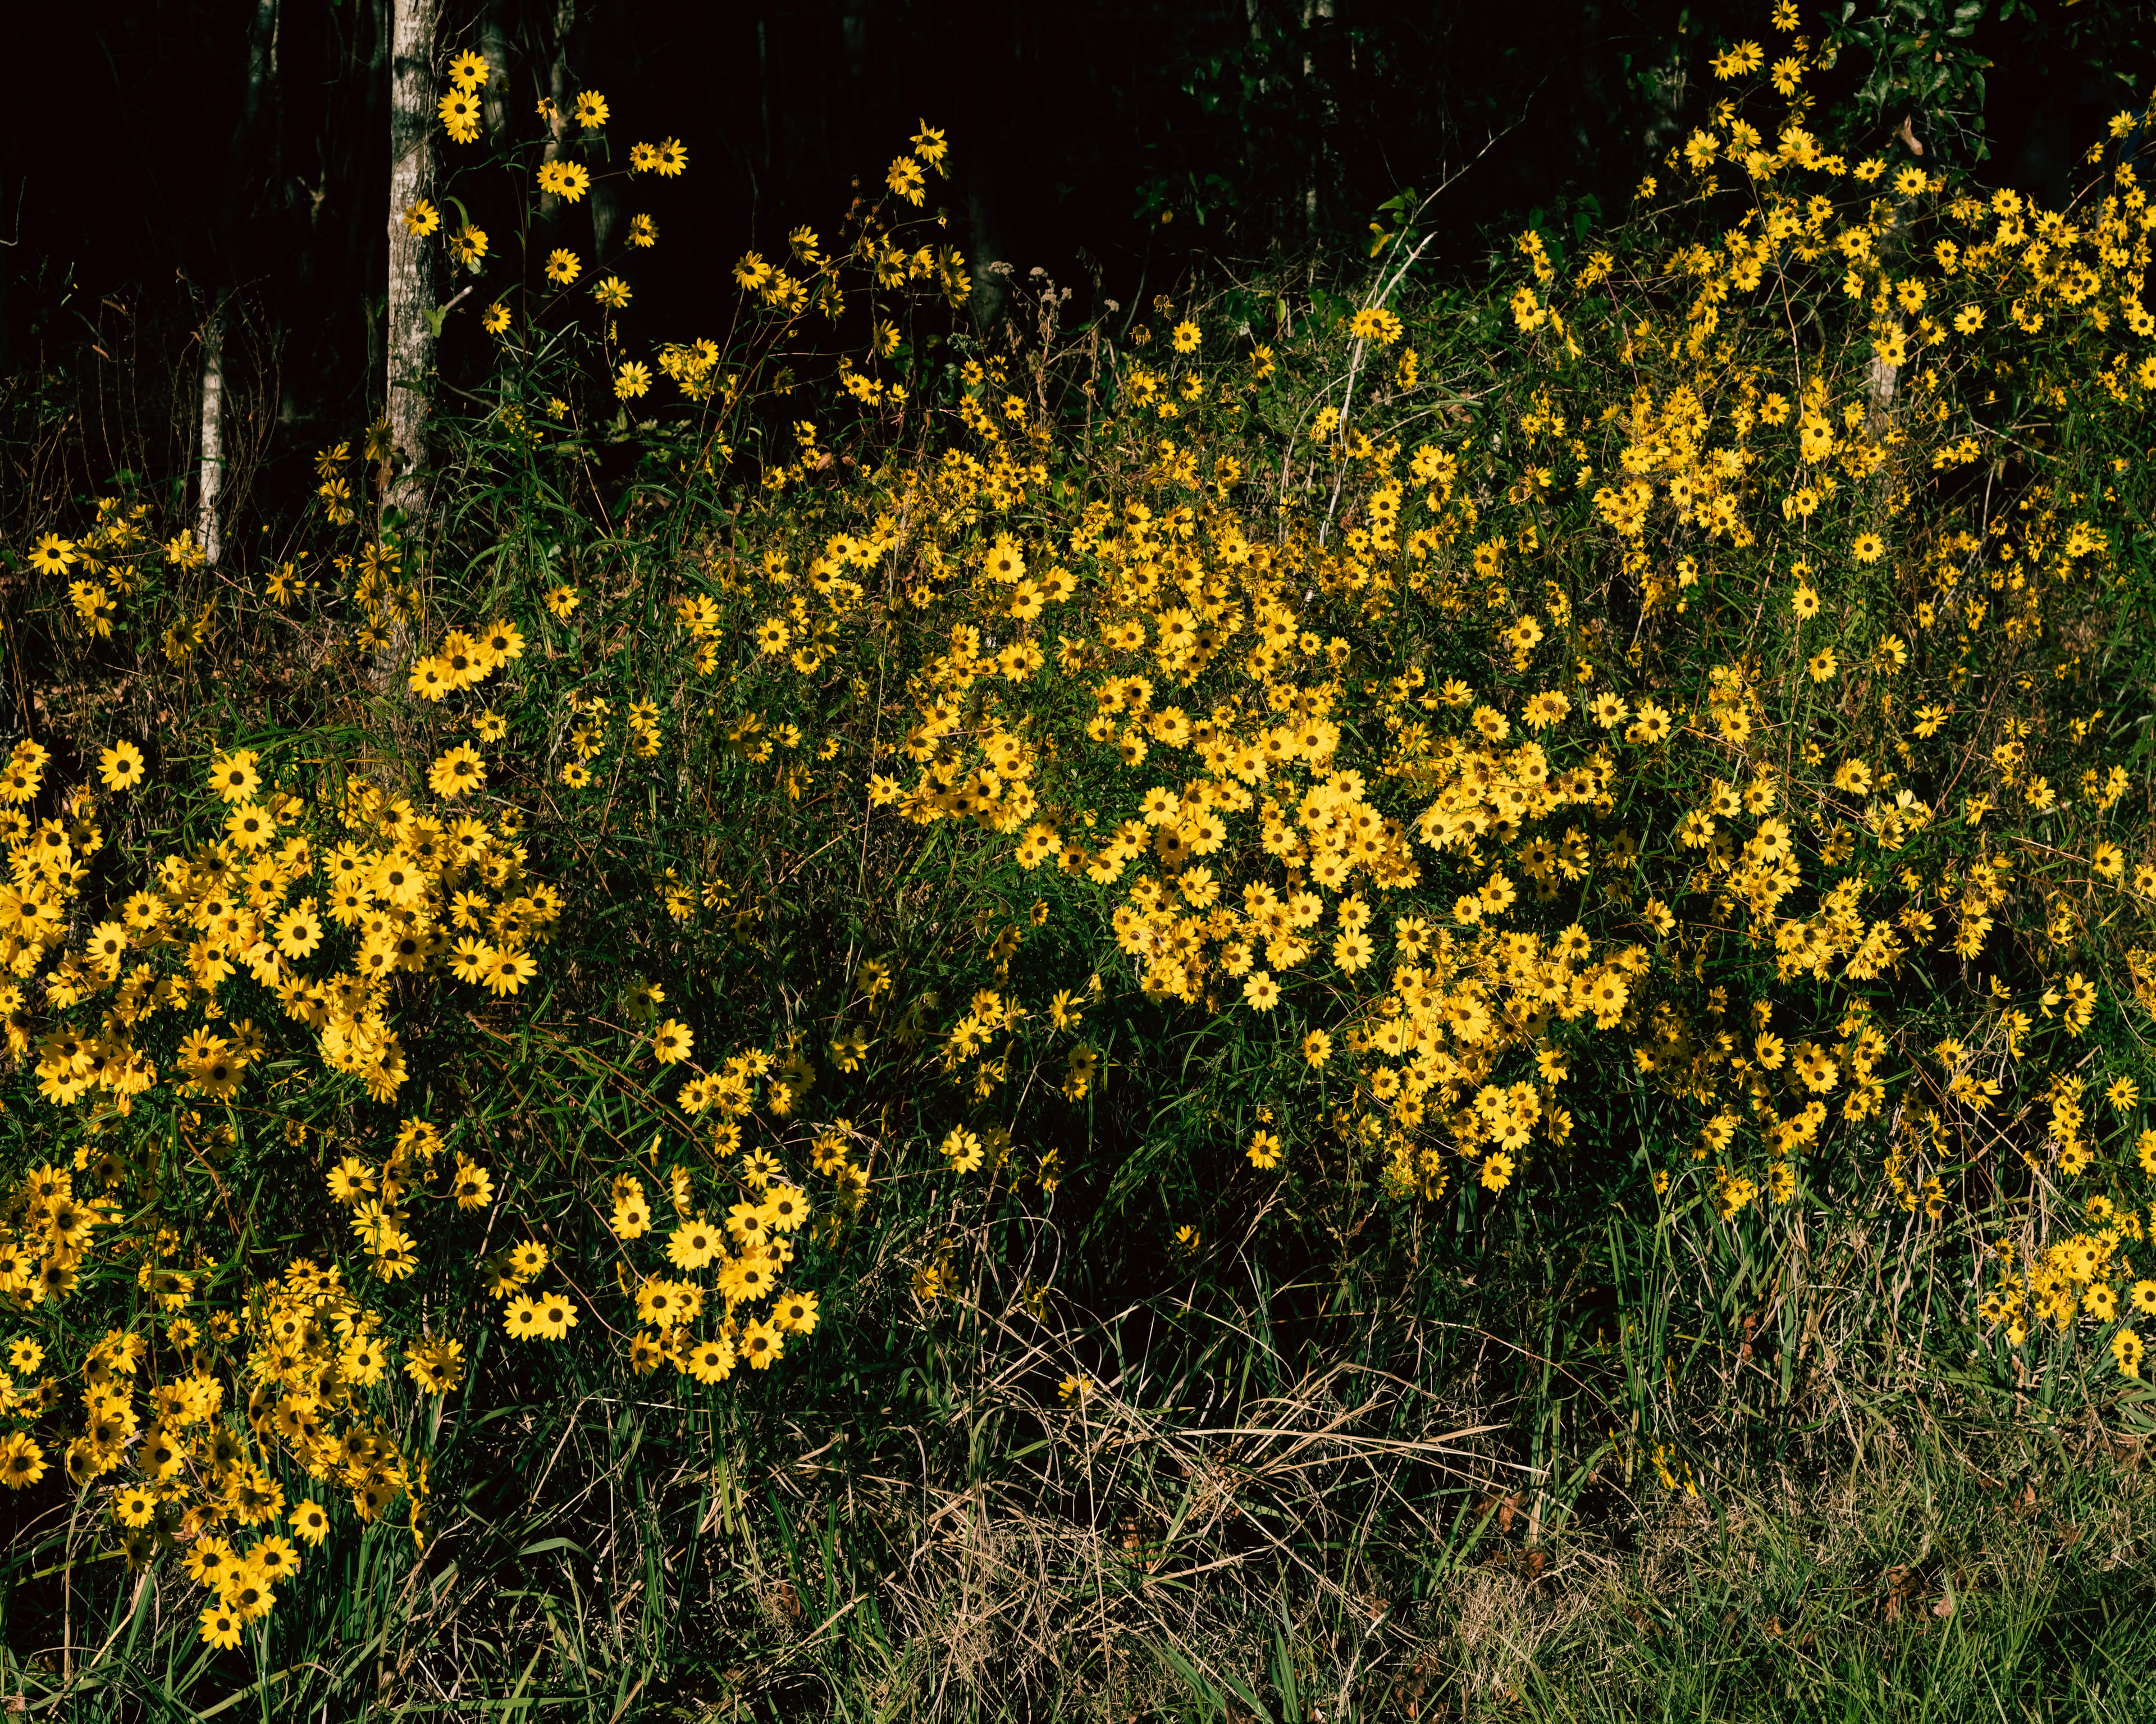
[0,0,2147,516]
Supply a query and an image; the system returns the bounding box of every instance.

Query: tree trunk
[968,181,1009,335]
[479,0,512,135]
[224,0,280,244]
[591,183,621,263]
[1301,0,1335,237]
[0,176,11,382]
[229,0,281,425]
[756,17,775,185]
[534,0,578,255]
[196,300,226,565]
[386,0,438,519]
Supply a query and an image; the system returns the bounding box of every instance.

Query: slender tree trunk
[756,17,775,184]
[591,183,620,262]
[226,0,281,430]
[479,0,512,135]
[386,0,438,518]
[1301,0,1333,235]
[0,175,11,383]
[535,0,578,251]
[546,0,577,142]
[968,182,1008,334]
[349,0,392,399]
[196,300,226,565]
[1869,126,1925,441]
[225,0,280,241]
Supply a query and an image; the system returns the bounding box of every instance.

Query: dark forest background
[0,0,2148,524]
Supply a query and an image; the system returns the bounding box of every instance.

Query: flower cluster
[7,45,2156,1656]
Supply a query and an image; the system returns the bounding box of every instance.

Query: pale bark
[535,0,578,241]
[1869,124,1926,441]
[968,184,1008,333]
[195,302,225,565]
[1866,340,1901,441]
[386,0,438,518]
[1302,0,1335,235]
[546,0,576,145]
[479,1,511,135]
